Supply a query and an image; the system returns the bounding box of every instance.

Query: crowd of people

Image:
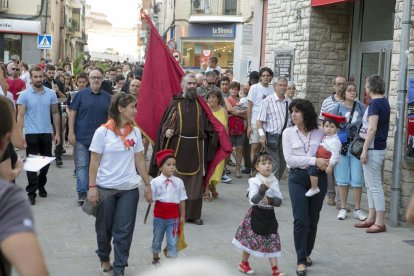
[0,53,412,276]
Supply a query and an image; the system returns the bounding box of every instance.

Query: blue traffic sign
[37,34,53,49]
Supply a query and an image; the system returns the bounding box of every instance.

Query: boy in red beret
[305,113,344,197]
[150,149,187,265]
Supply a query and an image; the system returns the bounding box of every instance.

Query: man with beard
[149,74,222,225]
[16,66,60,205]
[68,70,110,205]
[43,65,65,167]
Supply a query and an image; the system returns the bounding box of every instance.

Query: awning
[311,0,353,7]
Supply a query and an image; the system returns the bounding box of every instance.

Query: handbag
[350,137,365,159]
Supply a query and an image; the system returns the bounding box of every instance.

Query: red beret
[155,149,175,167]
[322,112,346,124]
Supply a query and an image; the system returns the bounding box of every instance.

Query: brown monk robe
[149,95,218,225]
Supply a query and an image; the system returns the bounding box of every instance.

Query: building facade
[158,0,255,81]
[263,0,414,223]
[0,0,87,66]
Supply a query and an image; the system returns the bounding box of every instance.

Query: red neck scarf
[102,119,135,150]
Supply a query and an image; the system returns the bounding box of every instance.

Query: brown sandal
[209,184,219,199]
[354,220,375,228]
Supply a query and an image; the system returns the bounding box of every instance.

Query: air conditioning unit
[192,0,204,11]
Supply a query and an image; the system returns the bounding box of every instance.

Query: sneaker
[305,187,320,197]
[272,265,286,276]
[353,209,367,221]
[29,197,36,205]
[221,175,232,183]
[326,195,336,206]
[56,158,63,168]
[77,194,86,206]
[337,208,347,220]
[38,187,47,198]
[241,168,251,174]
[238,261,255,275]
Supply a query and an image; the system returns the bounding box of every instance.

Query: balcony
[190,0,242,23]
[0,0,8,12]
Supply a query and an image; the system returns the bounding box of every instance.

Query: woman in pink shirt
[282,99,329,276]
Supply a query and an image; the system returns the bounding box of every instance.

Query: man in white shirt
[247,67,274,165]
[257,76,290,180]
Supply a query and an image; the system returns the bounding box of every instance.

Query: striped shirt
[257,94,291,134]
[319,93,338,120]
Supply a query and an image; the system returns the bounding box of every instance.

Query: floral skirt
[232,207,281,258]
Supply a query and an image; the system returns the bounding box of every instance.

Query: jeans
[75,142,90,196]
[362,150,386,211]
[95,188,139,275]
[151,217,179,257]
[288,168,327,265]
[25,134,52,198]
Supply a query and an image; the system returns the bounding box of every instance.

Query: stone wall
[265,0,351,109]
[386,0,414,222]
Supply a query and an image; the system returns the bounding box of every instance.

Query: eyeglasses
[90,76,102,80]
[335,83,345,86]
[12,68,20,71]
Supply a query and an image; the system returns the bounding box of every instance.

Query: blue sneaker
[221,175,232,183]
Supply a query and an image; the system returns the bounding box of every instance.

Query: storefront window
[361,0,395,42]
[182,41,234,70]
[3,34,22,62]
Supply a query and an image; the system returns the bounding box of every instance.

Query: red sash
[316,145,332,159]
[154,201,180,219]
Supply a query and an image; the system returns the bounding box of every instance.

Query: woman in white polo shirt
[87,93,152,276]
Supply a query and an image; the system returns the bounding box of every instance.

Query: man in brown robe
[149,74,218,225]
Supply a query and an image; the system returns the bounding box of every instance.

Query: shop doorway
[349,0,396,103]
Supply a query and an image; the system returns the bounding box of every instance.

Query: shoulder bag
[266,101,289,149]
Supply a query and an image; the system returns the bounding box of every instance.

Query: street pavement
[13,144,414,276]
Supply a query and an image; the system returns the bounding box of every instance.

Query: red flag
[135,12,185,143]
[196,97,232,188]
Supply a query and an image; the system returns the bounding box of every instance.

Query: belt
[290,168,308,172]
[179,135,199,139]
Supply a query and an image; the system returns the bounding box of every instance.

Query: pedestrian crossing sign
[37,34,53,49]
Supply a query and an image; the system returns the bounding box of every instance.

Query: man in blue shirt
[16,66,60,205]
[68,69,110,205]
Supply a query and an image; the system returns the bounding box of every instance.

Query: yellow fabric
[163,222,187,256]
[209,108,228,187]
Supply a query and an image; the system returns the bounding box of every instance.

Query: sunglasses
[12,68,20,71]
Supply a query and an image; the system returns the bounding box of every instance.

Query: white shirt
[206,66,222,74]
[151,174,187,204]
[247,83,274,127]
[320,134,342,165]
[89,125,144,190]
[257,94,290,134]
[249,174,283,207]
[20,71,31,87]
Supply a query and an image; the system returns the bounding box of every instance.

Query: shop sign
[188,24,235,39]
[273,49,294,81]
[406,68,414,162]
[0,19,41,34]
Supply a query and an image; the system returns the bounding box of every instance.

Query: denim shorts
[334,148,365,187]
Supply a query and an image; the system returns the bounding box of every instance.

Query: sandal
[236,171,242,178]
[366,224,386,233]
[209,184,219,199]
[296,264,307,276]
[203,193,213,202]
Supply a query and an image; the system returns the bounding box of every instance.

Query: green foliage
[94,61,110,72]
[72,54,84,75]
